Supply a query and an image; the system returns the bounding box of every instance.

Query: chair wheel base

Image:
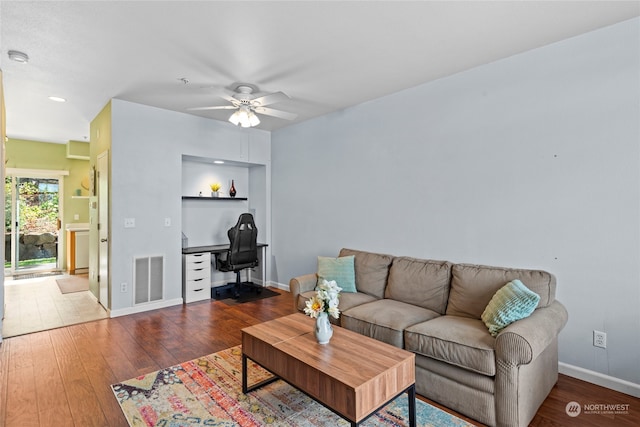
[213,281,263,299]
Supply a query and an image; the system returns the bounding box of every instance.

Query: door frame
[5,168,69,275]
[97,151,109,309]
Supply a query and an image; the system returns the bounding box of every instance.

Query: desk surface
[182,243,268,255]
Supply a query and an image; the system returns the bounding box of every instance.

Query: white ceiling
[1,1,638,144]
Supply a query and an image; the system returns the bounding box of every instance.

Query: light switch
[124,218,135,228]
[164,217,171,227]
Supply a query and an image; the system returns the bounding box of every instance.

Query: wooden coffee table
[241,313,416,426]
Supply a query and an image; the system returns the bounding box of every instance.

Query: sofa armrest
[495,300,568,426]
[289,273,317,312]
[495,300,568,366]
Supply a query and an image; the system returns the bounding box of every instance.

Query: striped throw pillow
[481,279,540,337]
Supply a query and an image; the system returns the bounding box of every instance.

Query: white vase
[315,312,333,344]
[211,191,219,197]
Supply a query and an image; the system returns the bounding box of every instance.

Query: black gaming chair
[215,213,261,298]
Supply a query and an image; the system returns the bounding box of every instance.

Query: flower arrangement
[304,279,342,320]
[210,183,222,192]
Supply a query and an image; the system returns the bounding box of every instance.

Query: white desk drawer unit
[183,252,211,303]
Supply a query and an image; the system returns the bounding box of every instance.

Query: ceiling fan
[188,83,297,128]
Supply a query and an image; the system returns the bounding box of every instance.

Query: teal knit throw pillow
[481,279,540,337]
[317,255,357,293]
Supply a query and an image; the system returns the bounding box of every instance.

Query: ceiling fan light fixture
[237,107,250,127]
[228,110,241,126]
[194,82,292,128]
[229,105,260,128]
[248,111,260,127]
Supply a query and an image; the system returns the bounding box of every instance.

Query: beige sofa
[290,248,568,427]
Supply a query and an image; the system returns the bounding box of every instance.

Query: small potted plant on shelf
[210,183,222,197]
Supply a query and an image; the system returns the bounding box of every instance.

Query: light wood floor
[2,274,108,338]
[0,287,638,426]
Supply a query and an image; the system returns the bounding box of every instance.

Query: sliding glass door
[5,175,61,275]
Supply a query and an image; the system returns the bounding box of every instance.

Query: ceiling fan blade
[219,93,239,104]
[188,105,237,111]
[251,91,290,107]
[254,106,298,120]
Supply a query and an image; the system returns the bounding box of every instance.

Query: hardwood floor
[0,287,638,426]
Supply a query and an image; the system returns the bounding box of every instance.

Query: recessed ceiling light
[8,50,29,63]
[214,160,225,164]
[48,96,66,102]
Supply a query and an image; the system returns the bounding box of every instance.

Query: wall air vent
[133,255,164,304]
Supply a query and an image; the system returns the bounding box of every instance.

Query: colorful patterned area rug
[111,346,474,427]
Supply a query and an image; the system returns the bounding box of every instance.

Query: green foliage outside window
[5,177,59,234]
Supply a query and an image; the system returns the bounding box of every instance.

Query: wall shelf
[182,196,247,201]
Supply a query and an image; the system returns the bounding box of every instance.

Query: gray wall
[181,160,250,246]
[109,99,270,314]
[271,19,640,388]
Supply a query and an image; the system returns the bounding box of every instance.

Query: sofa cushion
[405,316,496,376]
[482,279,541,336]
[385,257,452,314]
[339,248,393,299]
[317,255,356,292]
[446,263,556,319]
[336,291,378,313]
[342,299,440,348]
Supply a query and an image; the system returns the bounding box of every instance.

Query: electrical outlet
[124,218,135,228]
[120,282,127,293]
[593,330,607,348]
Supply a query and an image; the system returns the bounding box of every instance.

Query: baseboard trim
[559,362,640,398]
[268,281,290,291]
[109,298,184,318]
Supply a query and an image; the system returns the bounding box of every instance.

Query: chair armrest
[289,273,317,311]
[495,300,568,366]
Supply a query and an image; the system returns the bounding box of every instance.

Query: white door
[97,152,109,307]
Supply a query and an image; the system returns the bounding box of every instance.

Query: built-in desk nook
[181,243,269,303]
[181,152,270,304]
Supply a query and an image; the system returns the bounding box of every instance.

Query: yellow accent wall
[88,101,111,301]
[91,101,111,161]
[5,138,90,269]
[67,140,90,159]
